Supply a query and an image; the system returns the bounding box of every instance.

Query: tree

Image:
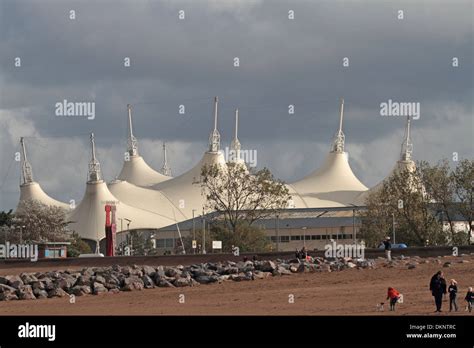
[127,231,154,256]
[452,159,474,244]
[0,210,13,227]
[359,165,445,247]
[11,200,69,243]
[200,162,291,235]
[418,160,457,243]
[67,232,92,257]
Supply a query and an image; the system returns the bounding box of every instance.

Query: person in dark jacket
[448,279,458,312]
[382,237,392,261]
[465,287,473,313]
[430,271,447,312]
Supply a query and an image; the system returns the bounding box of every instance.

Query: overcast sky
[0,0,472,211]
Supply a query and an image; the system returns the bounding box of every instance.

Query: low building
[153,207,363,254]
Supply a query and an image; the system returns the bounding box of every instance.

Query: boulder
[407,263,417,269]
[93,275,106,285]
[173,278,191,287]
[4,275,24,289]
[17,285,36,300]
[20,273,38,284]
[157,279,175,288]
[30,281,45,291]
[53,276,76,291]
[256,260,277,272]
[71,285,92,296]
[443,262,451,268]
[75,275,92,287]
[347,262,357,268]
[33,289,48,299]
[122,277,144,291]
[142,265,156,277]
[92,282,108,295]
[141,275,155,289]
[0,284,19,301]
[195,276,217,284]
[165,268,181,278]
[47,288,68,298]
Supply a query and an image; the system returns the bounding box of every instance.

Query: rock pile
[0,257,375,301]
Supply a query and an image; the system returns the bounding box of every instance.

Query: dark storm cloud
[0,0,472,210]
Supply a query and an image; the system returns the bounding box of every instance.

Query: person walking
[465,287,473,313]
[386,287,401,311]
[448,279,458,312]
[430,271,447,312]
[383,237,392,261]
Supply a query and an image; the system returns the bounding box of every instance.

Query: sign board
[192,240,197,249]
[212,241,222,249]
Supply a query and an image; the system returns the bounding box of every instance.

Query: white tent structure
[67,133,176,244]
[355,116,416,204]
[17,137,70,210]
[149,97,228,220]
[117,104,171,187]
[289,99,368,208]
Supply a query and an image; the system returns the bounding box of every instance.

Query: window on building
[157,239,165,248]
[291,235,301,241]
[280,236,290,243]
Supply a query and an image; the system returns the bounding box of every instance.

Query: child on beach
[465,287,473,313]
[386,287,401,311]
[448,279,458,312]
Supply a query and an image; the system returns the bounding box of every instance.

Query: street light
[19,225,25,244]
[302,226,307,247]
[348,204,358,243]
[201,208,206,255]
[124,218,132,253]
[275,213,280,252]
[192,209,196,254]
[392,213,396,244]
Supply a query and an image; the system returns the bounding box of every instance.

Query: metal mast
[331,98,345,153]
[208,96,221,153]
[400,116,413,161]
[127,104,138,157]
[230,108,241,160]
[20,137,34,185]
[88,133,102,182]
[161,142,172,176]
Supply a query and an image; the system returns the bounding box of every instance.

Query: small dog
[376,302,385,311]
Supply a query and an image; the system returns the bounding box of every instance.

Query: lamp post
[275,213,280,252]
[302,226,307,247]
[192,209,196,254]
[124,218,132,254]
[201,208,206,254]
[20,225,25,244]
[392,213,396,244]
[349,204,358,243]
